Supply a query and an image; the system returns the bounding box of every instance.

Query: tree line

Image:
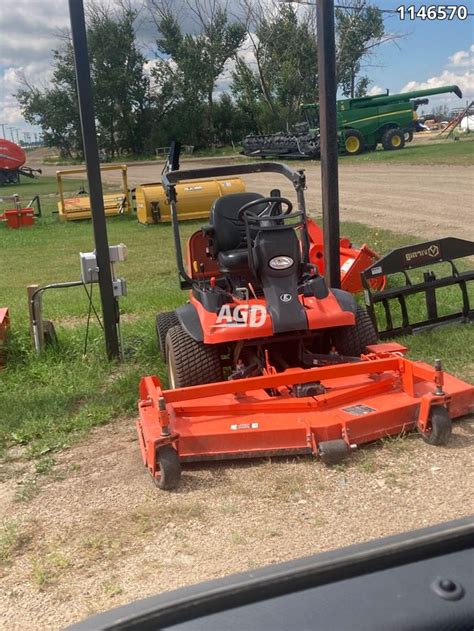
[17,0,390,159]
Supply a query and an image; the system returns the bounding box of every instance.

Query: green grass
[339,135,474,166]
[0,176,472,460]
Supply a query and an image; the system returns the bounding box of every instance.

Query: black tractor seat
[210,192,267,272]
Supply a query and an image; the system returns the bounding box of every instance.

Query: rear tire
[156,311,179,359]
[166,324,223,388]
[332,305,378,357]
[344,129,365,155]
[153,445,181,490]
[404,130,414,142]
[382,128,405,151]
[418,406,452,446]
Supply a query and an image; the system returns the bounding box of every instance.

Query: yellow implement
[135,177,245,224]
[56,164,131,221]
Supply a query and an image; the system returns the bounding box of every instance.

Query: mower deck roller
[137,345,473,489]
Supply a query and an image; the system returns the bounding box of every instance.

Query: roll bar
[162,163,308,286]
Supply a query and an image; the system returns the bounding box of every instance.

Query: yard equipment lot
[37,137,474,240]
[0,146,473,630]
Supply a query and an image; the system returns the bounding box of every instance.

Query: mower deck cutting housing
[137,344,473,489]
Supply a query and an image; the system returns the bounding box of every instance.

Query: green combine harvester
[242,85,462,158]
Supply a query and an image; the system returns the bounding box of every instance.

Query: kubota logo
[213,304,267,328]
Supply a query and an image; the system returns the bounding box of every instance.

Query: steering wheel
[238,196,293,222]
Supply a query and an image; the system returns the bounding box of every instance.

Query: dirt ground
[39,156,474,240]
[1,415,473,630]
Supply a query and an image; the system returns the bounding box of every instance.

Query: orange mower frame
[137,344,473,489]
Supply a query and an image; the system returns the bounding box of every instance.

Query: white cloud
[402,45,474,107]
[448,44,474,69]
[402,70,473,99]
[367,85,386,96]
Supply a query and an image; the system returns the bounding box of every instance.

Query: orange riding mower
[136,163,473,489]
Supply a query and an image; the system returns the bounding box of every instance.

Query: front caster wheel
[418,406,452,446]
[318,439,350,465]
[153,445,181,490]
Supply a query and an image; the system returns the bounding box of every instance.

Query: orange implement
[136,345,473,488]
[306,218,386,293]
[0,207,35,229]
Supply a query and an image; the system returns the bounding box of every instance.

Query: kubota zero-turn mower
[136,163,473,490]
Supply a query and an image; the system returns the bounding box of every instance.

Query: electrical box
[80,252,99,284]
[109,243,128,263]
[79,244,128,285]
[113,278,127,298]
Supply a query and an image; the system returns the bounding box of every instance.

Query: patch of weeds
[331,463,348,473]
[15,478,40,503]
[159,501,207,524]
[0,521,18,564]
[355,450,380,474]
[31,547,72,590]
[0,521,32,566]
[220,501,240,516]
[269,470,301,500]
[35,457,56,476]
[231,531,246,546]
[103,576,123,598]
[382,433,413,454]
[130,509,154,534]
[384,471,409,489]
[32,558,53,590]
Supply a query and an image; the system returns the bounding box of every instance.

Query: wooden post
[27,284,44,351]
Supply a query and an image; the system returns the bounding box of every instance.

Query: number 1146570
[396,5,469,20]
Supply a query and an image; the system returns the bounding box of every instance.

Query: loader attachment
[362,237,474,338]
[136,345,474,489]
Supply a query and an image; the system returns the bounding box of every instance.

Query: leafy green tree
[16,4,151,158]
[231,3,318,133]
[213,92,254,145]
[16,45,82,158]
[87,4,151,156]
[151,0,246,143]
[335,1,385,98]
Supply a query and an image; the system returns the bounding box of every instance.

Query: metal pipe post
[317,0,341,289]
[68,0,119,359]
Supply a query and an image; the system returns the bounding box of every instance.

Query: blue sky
[365,0,473,102]
[0,0,472,138]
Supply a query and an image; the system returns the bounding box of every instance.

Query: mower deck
[136,344,473,487]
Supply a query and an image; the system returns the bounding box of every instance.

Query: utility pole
[8,127,15,142]
[68,0,120,360]
[0,124,5,138]
[317,0,341,289]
